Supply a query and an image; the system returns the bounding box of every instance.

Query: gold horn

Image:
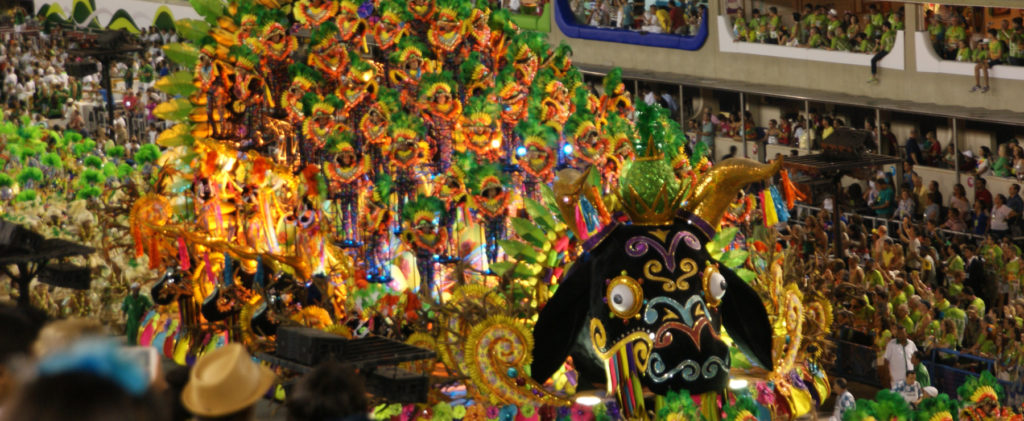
[684,157,783,229]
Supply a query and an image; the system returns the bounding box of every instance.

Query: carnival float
[8,0,1019,419]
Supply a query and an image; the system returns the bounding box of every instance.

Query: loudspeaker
[66,61,99,78]
[0,219,44,253]
[95,30,130,50]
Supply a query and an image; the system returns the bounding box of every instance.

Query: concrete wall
[548,0,1024,115]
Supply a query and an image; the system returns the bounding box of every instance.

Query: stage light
[562,144,573,155]
[490,138,501,149]
[728,378,749,390]
[516,146,527,157]
[573,393,602,409]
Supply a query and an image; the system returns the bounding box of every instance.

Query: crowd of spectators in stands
[729,3,902,54]
[0,15,178,158]
[569,0,706,36]
[769,184,1024,399]
[495,0,548,15]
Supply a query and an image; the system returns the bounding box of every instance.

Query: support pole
[740,92,747,158]
[679,84,685,125]
[953,117,960,186]
[876,107,884,155]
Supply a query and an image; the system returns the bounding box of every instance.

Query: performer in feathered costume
[324,133,370,246]
[259,21,297,103]
[335,0,368,50]
[599,68,634,120]
[528,68,571,132]
[516,117,558,200]
[338,51,377,148]
[406,0,436,39]
[428,0,469,72]
[458,51,493,99]
[307,23,348,89]
[401,195,447,295]
[387,111,427,217]
[463,159,511,266]
[282,64,321,126]
[458,94,502,163]
[359,87,400,172]
[372,0,410,59]
[197,38,229,138]
[387,39,434,106]
[293,0,337,28]
[301,96,337,163]
[958,371,1022,421]
[565,100,605,168]
[229,46,263,140]
[361,175,394,283]
[418,71,461,172]
[495,68,528,162]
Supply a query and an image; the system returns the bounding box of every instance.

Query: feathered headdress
[388,111,427,140]
[326,132,356,154]
[958,371,1004,406]
[615,102,691,225]
[516,117,558,151]
[463,159,509,197]
[375,87,402,117]
[603,68,625,97]
[229,45,259,71]
[389,38,429,65]
[401,195,445,226]
[309,22,340,50]
[458,52,490,91]
[288,63,323,90]
[417,71,457,102]
[916,394,958,421]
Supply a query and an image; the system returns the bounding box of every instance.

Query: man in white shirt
[882,325,918,388]
[990,194,1015,239]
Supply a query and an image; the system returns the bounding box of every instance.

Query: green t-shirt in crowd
[866,269,885,287]
[831,35,851,51]
[928,22,944,39]
[946,26,967,48]
[973,48,989,62]
[875,187,894,216]
[989,40,1004,59]
[809,33,825,48]
[992,156,1011,176]
[880,30,896,52]
[857,38,874,53]
[971,297,986,315]
[957,46,972,62]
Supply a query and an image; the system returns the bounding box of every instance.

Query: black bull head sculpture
[531,159,778,396]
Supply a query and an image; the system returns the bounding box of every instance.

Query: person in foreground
[182,343,276,421]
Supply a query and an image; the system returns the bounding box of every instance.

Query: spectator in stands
[1013,147,1024,180]
[669,1,686,35]
[905,129,923,165]
[807,26,825,49]
[922,131,941,165]
[1007,184,1023,214]
[896,189,916,220]
[923,193,941,224]
[972,29,1004,93]
[971,199,990,236]
[926,13,944,54]
[871,177,895,218]
[990,194,1015,239]
[868,22,896,84]
[641,5,663,33]
[766,7,781,44]
[830,377,855,421]
[882,324,918,388]
[976,177,993,210]
[1009,18,1024,66]
[880,122,898,156]
[950,183,970,217]
[992,144,1012,177]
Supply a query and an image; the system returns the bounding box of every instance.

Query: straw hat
[182,343,276,417]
